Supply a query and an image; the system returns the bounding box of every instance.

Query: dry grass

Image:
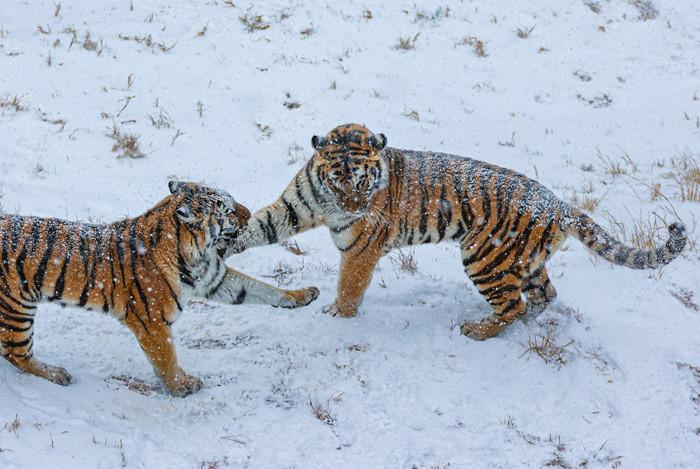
[148,109,172,129]
[82,31,104,55]
[402,109,420,121]
[584,1,602,13]
[520,331,574,367]
[107,124,144,159]
[602,211,666,250]
[459,36,487,57]
[3,415,21,434]
[281,240,306,256]
[516,25,535,39]
[0,95,26,112]
[667,152,700,202]
[390,248,418,275]
[597,152,628,178]
[395,33,420,50]
[670,288,699,312]
[362,8,373,20]
[107,375,157,396]
[262,261,300,286]
[570,193,600,213]
[629,0,659,21]
[256,122,272,139]
[200,460,220,469]
[309,398,335,427]
[118,33,175,52]
[240,13,270,32]
[300,25,314,39]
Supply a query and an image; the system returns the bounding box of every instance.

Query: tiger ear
[311,135,328,150]
[175,205,197,224]
[371,133,387,151]
[169,180,185,195]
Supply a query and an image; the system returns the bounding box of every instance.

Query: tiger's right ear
[169,180,185,195]
[311,135,328,151]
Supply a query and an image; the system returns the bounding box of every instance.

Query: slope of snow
[1,0,699,467]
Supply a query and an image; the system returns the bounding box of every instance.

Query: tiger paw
[460,320,504,341]
[322,302,357,318]
[37,362,73,386]
[167,373,203,397]
[280,287,320,308]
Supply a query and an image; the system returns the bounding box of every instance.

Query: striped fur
[0,181,319,396]
[231,124,687,340]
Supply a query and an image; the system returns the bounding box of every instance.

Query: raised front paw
[460,319,505,341]
[321,301,358,318]
[280,286,320,308]
[166,372,203,397]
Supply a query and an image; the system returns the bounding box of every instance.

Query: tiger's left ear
[311,135,328,151]
[371,133,387,151]
[169,180,186,195]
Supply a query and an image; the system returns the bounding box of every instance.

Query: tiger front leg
[123,311,202,397]
[207,268,320,309]
[324,247,382,318]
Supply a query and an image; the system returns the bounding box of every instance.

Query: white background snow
[1,0,699,467]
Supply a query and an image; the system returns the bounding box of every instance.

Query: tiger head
[168,181,251,258]
[311,123,388,215]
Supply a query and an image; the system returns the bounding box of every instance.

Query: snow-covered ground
[1,0,700,467]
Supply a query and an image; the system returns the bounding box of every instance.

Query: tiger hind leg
[522,265,557,315]
[0,304,72,385]
[460,269,527,340]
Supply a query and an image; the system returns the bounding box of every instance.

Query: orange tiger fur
[232,124,687,340]
[0,181,319,396]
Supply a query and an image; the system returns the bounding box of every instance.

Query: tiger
[228,123,687,340]
[0,181,319,396]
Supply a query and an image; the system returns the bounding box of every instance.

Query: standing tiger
[0,181,319,396]
[229,123,687,340]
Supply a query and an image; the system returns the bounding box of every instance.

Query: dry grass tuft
[570,193,600,213]
[395,33,420,50]
[262,261,300,286]
[82,31,104,55]
[667,152,700,202]
[118,33,175,52]
[309,398,335,427]
[516,25,535,39]
[670,288,699,312]
[3,415,21,434]
[520,332,574,367]
[0,95,26,112]
[402,109,420,121]
[107,124,144,159]
[148,109,172,129]
[281,240,306,256]
[602,211,666,251]
[107,375,157,396]
[459,36,487,57]
[391,248,418,275]
[629,0,659,21]
[240,13,270,32]
[584,1,602,13]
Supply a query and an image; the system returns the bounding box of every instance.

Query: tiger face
[168,181,251,258]
[311,123,388,215]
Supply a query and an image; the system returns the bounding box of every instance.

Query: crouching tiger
[0,181,319,396]
[228,123,687,340]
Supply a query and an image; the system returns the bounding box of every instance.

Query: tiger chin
[230,123,687,341]
[0,181,319,397]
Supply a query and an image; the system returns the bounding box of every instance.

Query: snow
[1,0,700,467]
